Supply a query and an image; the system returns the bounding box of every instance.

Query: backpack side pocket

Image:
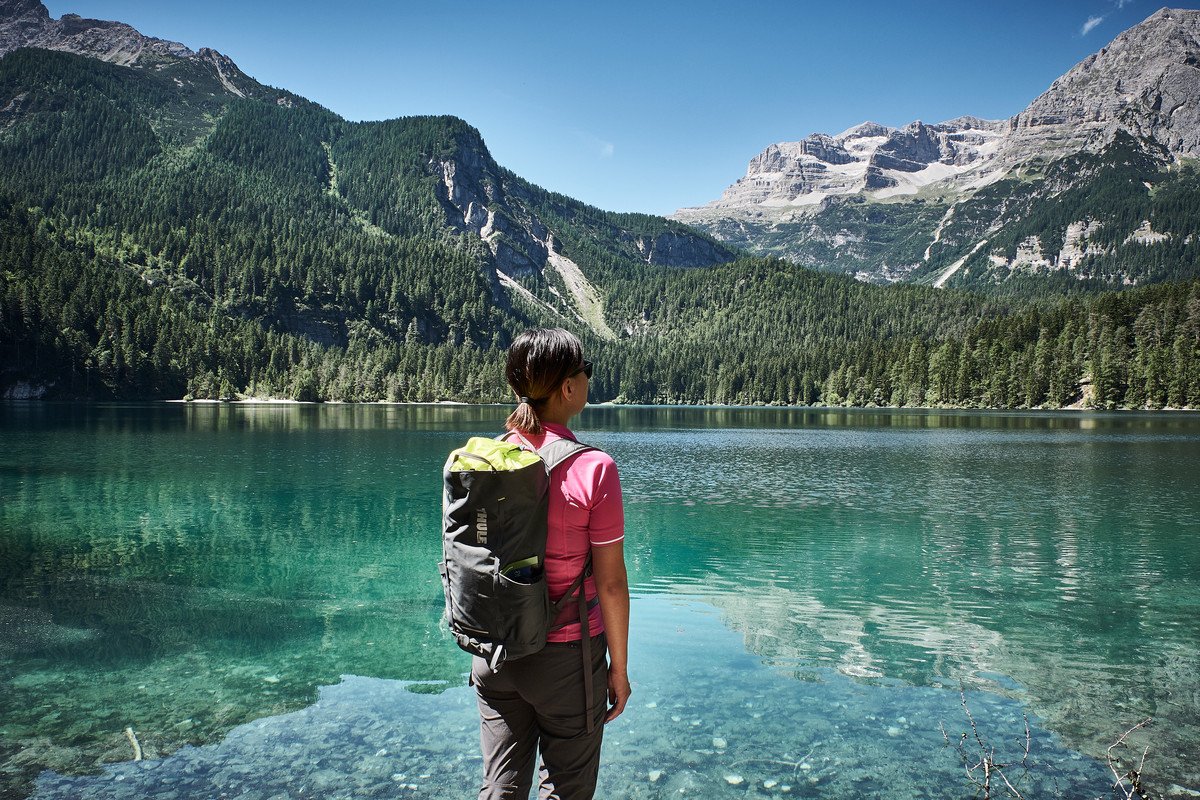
[497,571,551,658]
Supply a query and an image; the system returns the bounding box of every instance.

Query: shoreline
[5,398,1197,414]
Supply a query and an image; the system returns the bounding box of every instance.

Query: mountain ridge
[0,0,262,98]
[678,8,1200,217]
[673,7,1200,290]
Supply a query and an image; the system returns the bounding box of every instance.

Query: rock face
[0,0,258,96]
[677,8,1200,219]
[1003,7,1200,161]
[687,117,1007,211]
[427,129,732,338]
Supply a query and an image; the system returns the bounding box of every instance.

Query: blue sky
[44,0,1200,216]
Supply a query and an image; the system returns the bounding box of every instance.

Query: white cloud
[1081,15,1105,35]
[1114,0,1133,8]
[575,130,615,159]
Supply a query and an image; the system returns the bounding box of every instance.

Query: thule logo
[475,508,488,544]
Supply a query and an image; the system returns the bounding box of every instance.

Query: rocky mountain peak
[677,9,1198,220]
[836,121,893,140]
[0,0,255,93]
[676,114,1005,214]
[1,0,46,19]
[1004,7,1200,160]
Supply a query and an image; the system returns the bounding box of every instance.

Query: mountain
[0,0,740,403]
[674,8,1200,291]
[0,0,734,352]
[695,118,1007,210]
[0,0,1196,428]
[1006,7,1200,162]
[0,0,265,98]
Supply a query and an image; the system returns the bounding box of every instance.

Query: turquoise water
[1,403,1198,798]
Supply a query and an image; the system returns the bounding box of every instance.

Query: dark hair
[504,328,584,434]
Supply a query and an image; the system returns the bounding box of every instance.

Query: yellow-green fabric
[449,437,542,472]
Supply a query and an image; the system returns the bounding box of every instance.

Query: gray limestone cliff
[1004,7,1200,161]
[686,117,1007,210]
[678,8,1200,217]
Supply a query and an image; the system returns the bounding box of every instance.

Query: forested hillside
[1,47,1198,410]
[915,134,1200,291]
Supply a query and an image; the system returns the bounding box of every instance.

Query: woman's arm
[592,540,630,722]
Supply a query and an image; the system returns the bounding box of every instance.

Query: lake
[1,403,1198,799]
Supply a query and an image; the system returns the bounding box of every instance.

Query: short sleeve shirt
[510,423,624,641]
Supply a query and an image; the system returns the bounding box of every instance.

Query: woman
[472,328,631,800]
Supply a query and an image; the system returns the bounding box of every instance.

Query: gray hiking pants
[472,634,608,800]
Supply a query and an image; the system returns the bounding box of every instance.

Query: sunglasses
[569,360,593,379]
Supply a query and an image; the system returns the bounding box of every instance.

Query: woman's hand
[606,666,631,722]
[593,541,630,724]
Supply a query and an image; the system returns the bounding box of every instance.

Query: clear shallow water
[1,403,1198,798]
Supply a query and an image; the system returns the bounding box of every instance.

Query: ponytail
[505,395,543,435]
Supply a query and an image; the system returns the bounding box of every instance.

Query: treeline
[0,202,508,403]
[5,194,1198,410]
[590,266,1200,410]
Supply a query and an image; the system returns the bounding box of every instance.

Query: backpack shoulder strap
[497,430,600,472]
[537,439,596,472]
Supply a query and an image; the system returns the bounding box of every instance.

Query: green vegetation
[1,47,1198,409]
[594,258,1200,409]
[692,197,948,279]
[920,133,1200,290]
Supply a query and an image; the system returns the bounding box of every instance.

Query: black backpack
[440,432,598,669]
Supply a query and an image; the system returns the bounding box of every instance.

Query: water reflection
[1,404,1198,796]
[31,598,1113,800]
[612,419,1199,790]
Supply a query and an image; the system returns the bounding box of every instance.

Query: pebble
[712,737,727,749]
[648,770,662,782]
[263,676,280,684]
[645,702,657,708]
[763,779,778,789]
[671,715,681,722]
[886,726,903,737]
[724,774,744,785]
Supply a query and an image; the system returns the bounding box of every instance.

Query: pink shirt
[510,423,624,641]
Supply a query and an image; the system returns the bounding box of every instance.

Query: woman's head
[505,328,588,433]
